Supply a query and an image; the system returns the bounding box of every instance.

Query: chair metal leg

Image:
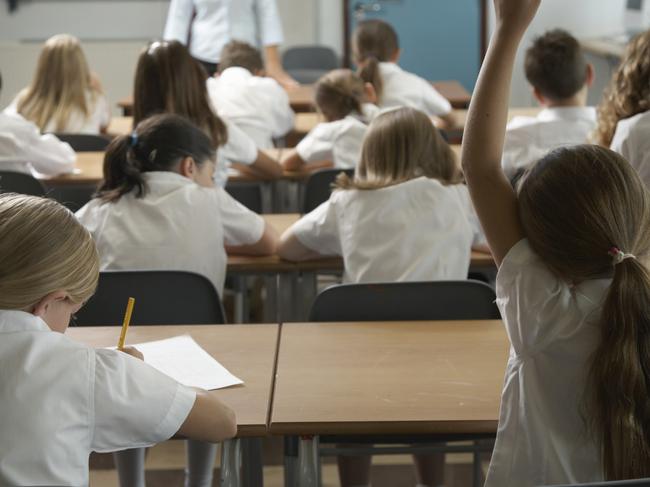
[472,443,482,487]
[278,272,298,322]
[298,435,319,487]
[263,275,279,323]
[220,438,242,487]
[241,437,264,487]
[284,436,299,487]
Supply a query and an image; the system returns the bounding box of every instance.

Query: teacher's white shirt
[230,0,284,47]
[0,309,196,486]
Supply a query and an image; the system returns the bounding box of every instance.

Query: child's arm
[176,390,237,441]
[278,232,326,261]
[247,149,284,179]
[461,0,540,266]
[225,221,278,256]
[281,148,306,171]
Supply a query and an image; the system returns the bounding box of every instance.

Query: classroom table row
[116,80,473,116]
[68,319,508,487]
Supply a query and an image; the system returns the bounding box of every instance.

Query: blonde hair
[337,107,460,190]
[315,69,365,122]
[517,145,650,480]
[17,34,99,132]
[595,30,650,147]
[0,194,99,310]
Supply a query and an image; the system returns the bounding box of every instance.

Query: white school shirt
[485,239,608,487]
[0,111,75,177]
[289,177,477,283]
[76,171,265,295]
[207,68,294,149]
[5,89,111,134]
[378,62,452,117]
[610,110,650,188]
[502,106,597,179]
[214,117,260,186]
[295,105,378,169]
[0,309,195,486]
[230,0,284,47]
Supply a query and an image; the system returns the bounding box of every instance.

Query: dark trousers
[196,59,219,78]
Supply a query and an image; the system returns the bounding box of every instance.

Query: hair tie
[129,132,138,147]
[608,246,636,265]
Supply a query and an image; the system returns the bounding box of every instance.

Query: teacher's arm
[163,0,194,45]
[257,0,299,88]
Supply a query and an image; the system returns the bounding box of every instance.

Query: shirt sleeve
[255,0,284,46]
[422,82,452,117]
[454,184,485,246]
[163,0,194,45]
[290,199,342,256]
[501,127,535,180]
[216,187,265,246]
[264,79,295,137]
[610,120,632,162]
[295,124,335,163]
[220,119,259,165]
[91,349,196,452]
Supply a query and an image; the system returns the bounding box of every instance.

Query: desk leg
[298,272,317,322]
[278,272,298,322]
[241,437,264,487]
[261,182,273,214]
[298,435,319,487]
[284,436,298,487]
[263,275,279,323]
[220,438,241,487]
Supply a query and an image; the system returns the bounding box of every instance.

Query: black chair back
[283,46,339,84]
[302,168,354,213]
[309,280,499,322]
[225,182,263,213]
[53,133,111,152]
[540,480,650,487]
[0,171,46,196]
[75,270,226,326]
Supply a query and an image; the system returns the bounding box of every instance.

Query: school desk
[271,320,508,486]
[67,324,279,487]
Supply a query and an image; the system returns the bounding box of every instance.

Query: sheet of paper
[130,335,243,391]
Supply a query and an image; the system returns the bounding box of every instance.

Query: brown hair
[517,145,650,480]
[218,41,264,74]
[595,30,650,147]
[0,193,98,310]
[524,29,588,101]
[352,19,399,102]
[337,107,460,190]
[133,40,227,148]
[98,114,215,202]
[17,34,100,132]
[315,69,365,122]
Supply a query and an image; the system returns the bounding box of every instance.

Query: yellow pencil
[117,297,135,350]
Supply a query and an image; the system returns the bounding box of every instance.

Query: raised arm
[461,0,540,266]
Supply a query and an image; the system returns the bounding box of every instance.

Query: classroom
[1,0,650,486]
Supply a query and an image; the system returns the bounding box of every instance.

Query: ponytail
[97,113,216,202]
[358,57,383,102]
[590,257,650,479]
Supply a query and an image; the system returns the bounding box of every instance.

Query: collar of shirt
[378,61,404,76]
[141,171,197,191]
[0,309,50,333]
[218,66,254,83]
[537,106,596,123]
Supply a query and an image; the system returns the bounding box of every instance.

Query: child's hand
[494,0,541,37]
[120,346,144,361]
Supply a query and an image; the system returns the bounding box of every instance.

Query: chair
[53,133,111,152]
[541,480,650,487]
[301,168,354,213]
[0,171,46,196]
[225,181,263,213]
[75,270,225,326]
[282,46,339,84]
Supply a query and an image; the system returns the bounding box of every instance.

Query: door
[346,0,484,91]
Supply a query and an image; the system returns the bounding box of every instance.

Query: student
[502,29,596,180]
[462,0,650,485]
[207,40,294,149]
[4,34,111,134]
[76,113,276,487]
[596,30,650,187]
[281,69,379,173]
[0,71,75,177]
[0,193,236,486]
[353,19,455,126]
[133,40,282,186]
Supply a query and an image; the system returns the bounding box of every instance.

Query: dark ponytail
[98,113,215,202]
[352,19,399,103]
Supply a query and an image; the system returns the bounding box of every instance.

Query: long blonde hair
[315,69,365,122]
[337,107,460,190]
[17,34,98,132]
[517,145,650,480]
[595,30,650,147]
[0,194,99,310]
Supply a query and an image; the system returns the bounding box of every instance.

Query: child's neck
[541,88,588,109]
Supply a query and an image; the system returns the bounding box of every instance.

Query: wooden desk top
[432,80,471,108]
[581,38,625,59]
[66,324,279,437]
[107,116,132,136]
[270,320,508,436]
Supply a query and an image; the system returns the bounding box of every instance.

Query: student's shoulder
[617,110,650,136]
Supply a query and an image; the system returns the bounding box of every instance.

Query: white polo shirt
[0,112,75,177]
[5,89,111,135]
[485,239,608,486]
[378,62,452,117]
[230,0,284,47]
[502,106,597,179]
[207,68,294,149]
[0,309,196,486]
[288,177,476,283]
[214,117,260,187]
[610,110,650,188]
[76,171,265,295]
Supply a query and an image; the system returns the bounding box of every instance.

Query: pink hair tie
[608,246,636,265]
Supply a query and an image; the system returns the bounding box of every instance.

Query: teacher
[163,0,298,87]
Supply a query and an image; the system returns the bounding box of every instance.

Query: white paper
[130,335,243,391]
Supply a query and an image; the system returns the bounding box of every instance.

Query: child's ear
[31,290,67,318]
[585,63,595,88]
[531,86,547,106]
[364,82,378,104]
[178,156,196,178]
[390,49,401,63]
[255,68,266,77]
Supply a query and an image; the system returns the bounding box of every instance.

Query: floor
[89,437,491,486]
